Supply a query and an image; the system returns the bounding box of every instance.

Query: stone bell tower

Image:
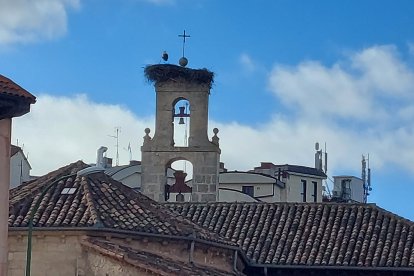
[141,64,221,202]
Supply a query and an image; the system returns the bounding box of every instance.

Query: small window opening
[242,186,254,197]
[301,180,307,202]
[173,99,190,147]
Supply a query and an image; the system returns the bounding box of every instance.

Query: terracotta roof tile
[0,74,36,103]
[9,161,232,246]
[82,238,234,276]
[166,202,414,269]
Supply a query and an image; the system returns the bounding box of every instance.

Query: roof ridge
[165,201,376,207]
[80,176,105,228]
[371,203,414,223]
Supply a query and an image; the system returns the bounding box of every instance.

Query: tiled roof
[9,161,232,246]
[82,238,234,276]
[166,202,414,269]
[0,74,36,103]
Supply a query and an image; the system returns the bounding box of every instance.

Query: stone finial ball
[145,128,151,134]
[179,57,188,67]
[213,128,219,134]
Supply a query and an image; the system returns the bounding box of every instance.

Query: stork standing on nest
[162,51,168,62]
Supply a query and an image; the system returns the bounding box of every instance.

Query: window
[301,180,307,202]
[61,187,77,195]
[312,181,318,202]
[242,186,254,197]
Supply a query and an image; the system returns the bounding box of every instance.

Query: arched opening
[176,193,185,202]
[165,158,193,202]
[172,98,190,147]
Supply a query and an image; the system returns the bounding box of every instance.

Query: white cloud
[0,0,79,45]
[351,45,414,97]
[270,61,374,121]
[239,53,256,73]
[267,45,414,174]
[269,46,414,124]
[12,94,154,175]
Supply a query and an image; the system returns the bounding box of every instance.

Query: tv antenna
[108,127,121,166]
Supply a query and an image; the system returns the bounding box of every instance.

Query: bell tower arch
[141,64,221,202]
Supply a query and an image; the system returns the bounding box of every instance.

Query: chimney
[219,162,227,172]
[129,160,141,166]
[103,157,112,168]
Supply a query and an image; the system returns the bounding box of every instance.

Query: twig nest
[144,64,214,88]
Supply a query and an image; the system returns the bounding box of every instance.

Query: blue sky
[2,0,414,220]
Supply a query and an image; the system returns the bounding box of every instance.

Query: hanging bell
[179,117,185,125]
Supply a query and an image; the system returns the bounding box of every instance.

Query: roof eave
[9,226,241,251]
[286,171,327,179]
[0,94,33,119]
[249,262,414,272]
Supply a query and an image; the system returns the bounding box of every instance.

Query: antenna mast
[362,154,372,203]
[108,127,121,166]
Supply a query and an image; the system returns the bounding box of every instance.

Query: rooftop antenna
[362,154,369,203]
[368,154,372,195]
[316,141,330,199]
[178,30,190,67]
[314,142,323,171]
[361,154,372,203]
[324,142,328,174]
[127,142,132,161]
[362,154,372,203]
[108,127,121,166]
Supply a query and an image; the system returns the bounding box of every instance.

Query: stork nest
[144,64,214,88]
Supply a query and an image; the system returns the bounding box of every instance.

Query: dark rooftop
[9,161,232,246]
[166,202,414,270]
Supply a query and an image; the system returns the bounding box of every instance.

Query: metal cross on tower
[178,30,190,57]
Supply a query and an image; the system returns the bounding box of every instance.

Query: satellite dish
[315,142,319,151]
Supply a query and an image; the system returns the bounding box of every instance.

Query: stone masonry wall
[8,231,86,276]
[83,250,151,276]
[8,231,237,275]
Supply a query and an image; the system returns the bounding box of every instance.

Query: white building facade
[10,145,31,189]
[332,176,365,203]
